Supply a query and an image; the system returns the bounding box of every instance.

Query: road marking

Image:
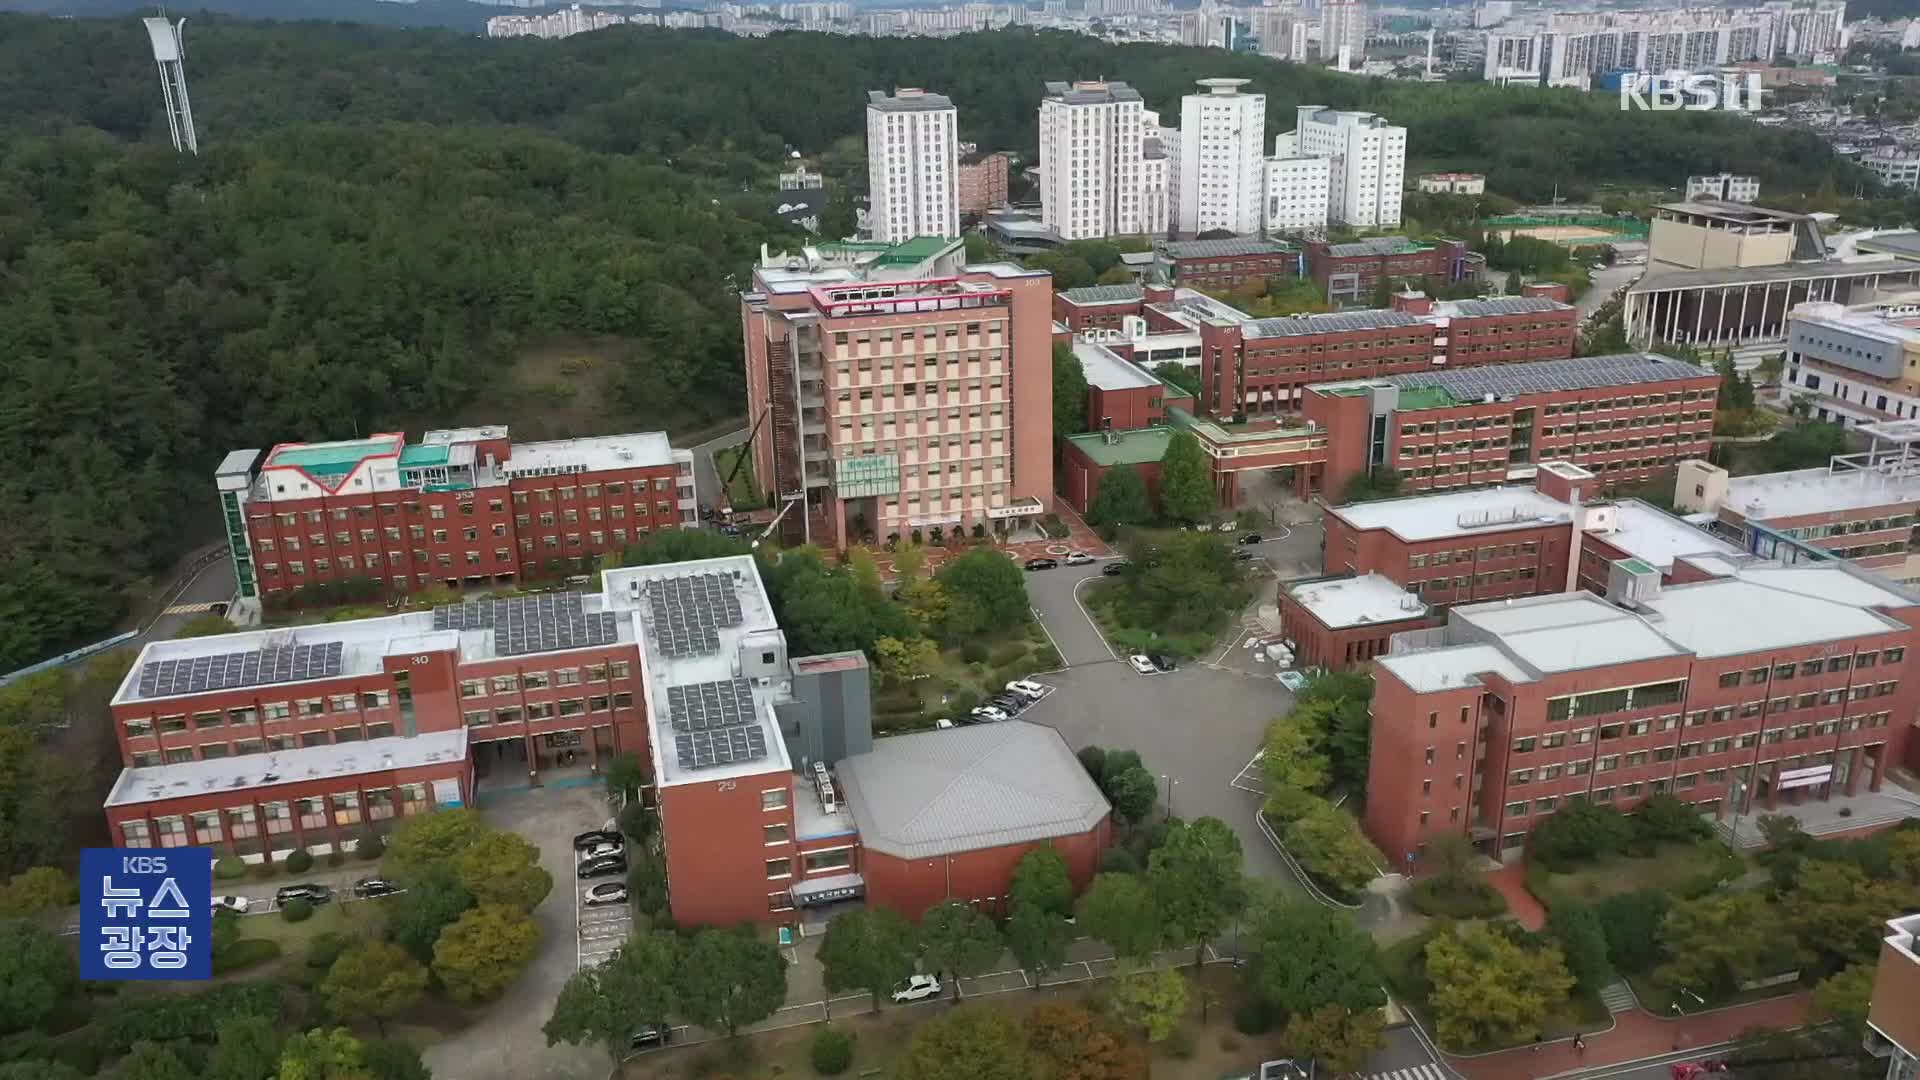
[1069,575,1120,661]
[1370,1066,1446,1080]
[163,602,222,615]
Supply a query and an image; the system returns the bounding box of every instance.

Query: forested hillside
[0,14,1878,669]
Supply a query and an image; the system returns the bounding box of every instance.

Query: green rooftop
[1395,387,1459,411]
[872,236,957,268]
[398,445,449,469]
[268,435,402,476]
[1066,427,1175,467]
[1616,557,1658,576]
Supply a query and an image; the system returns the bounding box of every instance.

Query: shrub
[213,857,249,881]
[618,802,655,843]
[1528,800,1633,869]
[1098,847,1139,875]
[356,832,385,861]
[285,850,314,874]
[1231,997,1276,1035]
[249,861,278,881]
[307,931,354,970]
[1630,794,1711,848]
[211,939,282,975]
[989,642,1028,666]
[809,1027,854,1075]
[1033,647,1062,669]
[960,640,990,664]
[326,851,346,868]
[281,898,313,923]
[1262,786,1320,826]
[1410,878,1508,919]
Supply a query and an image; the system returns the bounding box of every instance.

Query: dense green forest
[0,14,1887,669]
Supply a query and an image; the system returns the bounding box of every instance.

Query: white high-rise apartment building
[1686,174,1761,203]
[1038,80,1146,241]
[1254,3,1309,61]
[1176,78,1267,237]
[1482,2,1845,87]
[1291,105,1405,229]
[1264,133,1331,234]
[1319,0,1367,66]
[866,88,959,243]
[1140,140,1170,237]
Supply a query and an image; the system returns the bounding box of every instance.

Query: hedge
[1409,878,1508,920]
[284,850,314,874]
[212,939,283,975]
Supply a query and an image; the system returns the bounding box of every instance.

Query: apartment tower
[1291,105,1406,230]
[1038,80,1148,242]
[866,88,960,243]
[1176,78,1268,237]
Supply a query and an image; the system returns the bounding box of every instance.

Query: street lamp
[1160,774,1180,823]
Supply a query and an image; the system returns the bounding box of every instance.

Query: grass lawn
[1529,842,1740,911]
[1625,971,1801,1017]
[241,894,387,954]
[712,443,763,512]
[870,622,1057,733]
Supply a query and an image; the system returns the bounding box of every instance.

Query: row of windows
[1408,567,1541,593]
[833,323,997,348]
[129,692,394,737]
[1409,542,1542,568]
[128,722,398,766]
[1713,649,1904,687]
[1541,391,1713,413]
[461,694,633,725]
[120,784,431,845]
[259,508,673,550]
[459,664,630,697]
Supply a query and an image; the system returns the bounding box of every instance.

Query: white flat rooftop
[1725,467,1920,522]
[104,729,468,808]
[1641,573,1910,658]
[1330,486,1573,543]
[1287,574,1428,630]
[1378,643,1533,693]
[1072,339,1160,392]
[503,432,677,477]
[1454,591,1688,672]
[1593,499,1741,571]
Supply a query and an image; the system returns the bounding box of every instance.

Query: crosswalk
[1368,1066,1448,1080]
[164,601,223,615]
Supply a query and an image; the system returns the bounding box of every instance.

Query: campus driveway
[423,785,612,1080]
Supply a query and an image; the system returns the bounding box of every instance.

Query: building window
[765,858,792,880]
[762,787,789,811]
[763,824,790,845]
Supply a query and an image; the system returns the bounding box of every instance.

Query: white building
[485,3,627,38]
[1038,80,1146,241]
[1141,139,1171,237]
[1686,173,1762,203]
[1290,105,1405,230]
[1482,2,1845,88]
[1175,78,1268,237]
[1864,149,1920,193]
[1417,172,1486,195]
[780,163,825,190]
[866,88,959,242]
[1264,139,1332,234]
[1253,3,1309,61]
[1319,0,1367,67]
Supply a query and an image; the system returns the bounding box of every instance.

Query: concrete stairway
[1599,979,1640,1014]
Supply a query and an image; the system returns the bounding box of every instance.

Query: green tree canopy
[431,903,539,1005]
[1086,464,1152,529]
[934,548,1030,635]
[276,1027,374,1080]
[1104,968,1189,1043]
[1053,342,1090,443]
[1009,847,1073,917]
[1425,923,1574,1050]
[0,919,76,1034]
[1242,891,1385,1015]
[450,830,553,912]
[1656,891,1803,999]
[1007,901,1072,986]
[544,931,683,1064]
[817,907,920,1013]
[1076,873,1161,961]
[677,927,787,1037]
[1156,431,1215,524]
[209,1016,285,1080]
[383,863,476,965]
[919,901,1005,1001]
[895,1006,1035,1080]
[1146,816,1246,967]
[385,809,489,872]
[322,941,429,1036]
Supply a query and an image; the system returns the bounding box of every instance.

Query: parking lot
[574,829,633,969]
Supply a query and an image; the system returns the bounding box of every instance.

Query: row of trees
[544,926,788,1064]
[1260,674,1388,899]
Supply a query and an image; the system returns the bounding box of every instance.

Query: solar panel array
[136,642,345,698]
[667,678,756,733]
[1244,310,1421,340]
[673,726,769,772]
[432,593,619,657]
[1454,297,1561,317]
[1384,352,1698,400]
[648,573,744,659]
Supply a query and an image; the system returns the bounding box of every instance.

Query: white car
[1128,654,1157,675]
[581,840,624,861]
[1005,679,1047,699]
[211,895,251,915]
[891,974,942,1003]
[970,706,1010,723]
[935,717,955,729]
[1065,551,1094,565]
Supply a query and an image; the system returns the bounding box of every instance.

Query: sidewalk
[1447,992,1810,1080]
[1481,863,1548,931]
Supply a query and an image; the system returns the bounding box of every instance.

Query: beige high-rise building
[866,88,959,243]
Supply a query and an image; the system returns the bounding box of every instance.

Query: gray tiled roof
[1244,310,1423,339]
[834,720,1110,861]
[1363,352,1711,400]
[1449,297,1566,316]
[1162,237,1295,259]
[1058,283,1144,305]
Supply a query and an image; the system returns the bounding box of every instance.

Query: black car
[577,855,627,880]
[987,695,1025,714]
[1233,549,1257,562]
[1150,654,1177,672]
[275,883,334,907]
[1239,533,1263,545]
[629,1025,673,1050]
[572,829,624,851]
[1101,560,1130,577]
[1023,557,1058,571]
[352,877,399,900]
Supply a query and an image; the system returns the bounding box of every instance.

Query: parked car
[352,877,399,900]
[891,974,942,1003]
[987,696,1025,715]
[211,895,250,915]
[1225,1060,1313,1080]
[628,1025,672,1050]
[1065,551,1094,565]
[1006,679,1047,698]
[580,839,624,861]
[1127,654,1158,675]
[584,882,629,906]
[573,829,623,850]
[275,884,333,907]
[1101,560,1129,576]
[1150,653,1177,672]
[971,705,1011,723]
[1239,532,1264,545]
[577,855,627,880]
[935,717,955,730]
[1233,549,1257,562]
[1023,557,1058,571]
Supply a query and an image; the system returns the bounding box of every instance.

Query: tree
[1283,803,1384,896]
[935,548,1029,634]
[604,751,648,804]
[1783,859,1920,972]
[848,545,883,595]
[625,855,668,918]
[431,903,539,1004]
[1156,431,1214,523]
[322,941,429,1036]
[0,866,75,916]
[1105,967,1188,1042]
[1241,892,1385,1015]
[1087,464,1151,529]
[1007,902,1072,986]
[1009,847,1073,917]
[1546,901,1614,995]
[545,931,683,1064]
[1280,1005,1387,1073]
[1372,274,1398,308]
[1103,765,1158,831]
[895,1006,1035,1080]
[1656,892,1802,998]
[276,1028,373,1080]
[1425,923,1574,1050]
[1504,269,1523,295]
[1893,830,1920,884]
[1151,362,1199,397]
[361,1039,430,1080]
[1594,889,1672,974]
[1262,715,1329,792]
[385,808,488,871]
[1528,799,1633,868]
[920,901,1005,1001]
[1053,342,1090,442]
[1024,1002,1148,1080]
[678,927,787,1037]
[383,863,475,965]
[624,529,753,567]
[1340,467,1404,504]
[1076,873,1162,961]
[1077,746,1109,786]
[1147,817,1246,967]
[0,920,75,1033]
[1812,963,1876,1036]
[817,907,919,1013]
[450,830,553,912]
[118,1042,195,1080]
[209,1015,285,1080]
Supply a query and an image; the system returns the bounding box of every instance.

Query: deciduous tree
[921,901,1005,1001]
[322,941,429,1036]
[1156,431,1214,524]
[431,903,539,1005]
[1007,901,1072,986]
[1103,765,1159,831]
[1657,892,1804,998]
[386,808,488,871]
[0,919,75,1033]
[1076,872,1161,961]
[895,1006,1035,1080]
[545,931,683,1064]
[276,1027,372,1080]
[1425,923,1573,1050]
[817,908,919,1013]
[1087,464,1151,529]
[1546,901,1614,995]
[0,866,75,916]
[935,548,1030,634]
[1053,342,1090,442]
[384,863,475,965]
[1105,967,1188,1042]
[678,927,787,1037]
[1280,1005,1386,1073]
[451,830,553,912]
[1024,1002,1147,1080]
[1242,891,1385,1015]
[1147,816,1246,967]
[1010,848,1073,917]
[209,1015,285,1080]
[118,1042,195,1080]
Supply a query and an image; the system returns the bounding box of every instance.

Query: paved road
[1577,262,1643,324]
[689,426,749,514]
[1364,1025,1456,1080]
[137,552,237,643]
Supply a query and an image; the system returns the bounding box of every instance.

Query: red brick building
[1156,238,1302,291]
[1196,309,1438,420]
[1390,293,1579,369]
[1366,561,1920,864]
[1058,427,1172,518]
[958,150,1010,216]
[1304,236,1468,305]
[1054,283,1147,333]
[217,427,695,603]
[1278,573,1435,671]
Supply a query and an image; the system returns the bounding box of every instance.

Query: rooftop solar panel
[133,639,347,700]
[647,573,744,659]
